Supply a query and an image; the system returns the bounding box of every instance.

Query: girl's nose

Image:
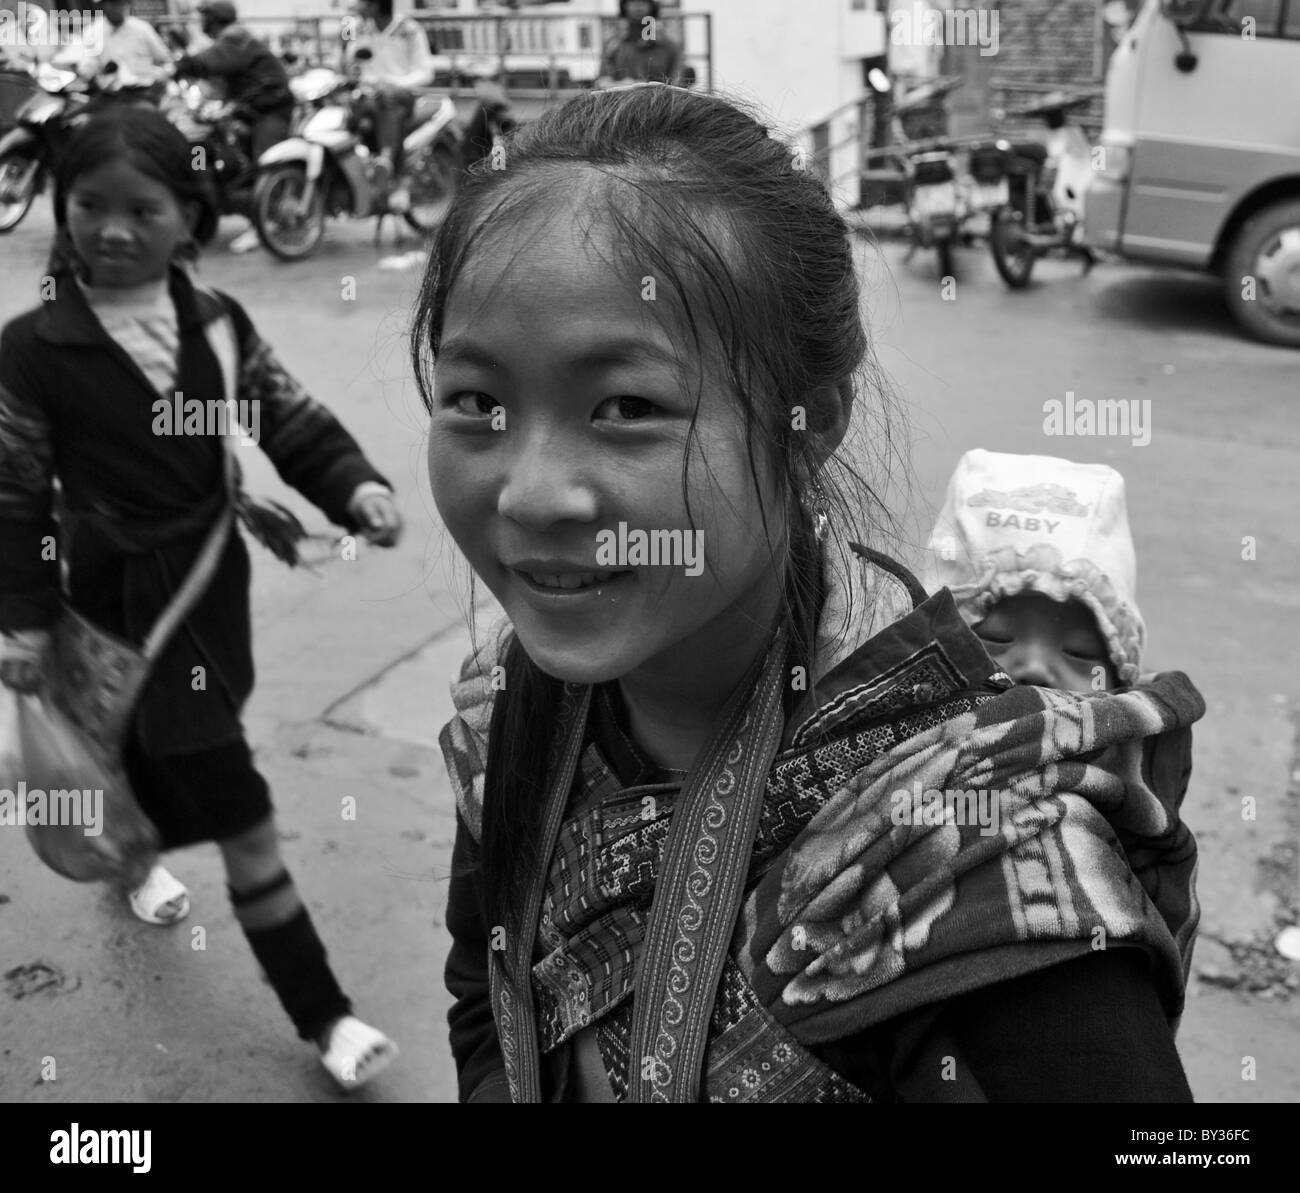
[98,220,133,245]
[496,438,599,531]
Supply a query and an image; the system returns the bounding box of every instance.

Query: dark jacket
[177,25,293,115]
[0,265,387,756]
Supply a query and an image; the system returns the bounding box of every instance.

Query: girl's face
[65,158,195,287]
[428,206,787,690]
[973,592,1118,692]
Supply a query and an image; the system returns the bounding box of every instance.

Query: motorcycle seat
[1006,141,1048,164]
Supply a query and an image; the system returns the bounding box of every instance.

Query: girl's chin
[511,622,647,687]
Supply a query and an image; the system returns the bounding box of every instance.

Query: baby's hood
[922,448,1146,685]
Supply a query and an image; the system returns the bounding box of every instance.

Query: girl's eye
[445,391,498,418]
[973,626,1011,646]
[594,395,657,422]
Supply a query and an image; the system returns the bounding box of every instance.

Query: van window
[1285,0,1300,35]
[1193,0,1284,35]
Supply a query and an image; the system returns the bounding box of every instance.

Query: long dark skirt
[123,733,272,851]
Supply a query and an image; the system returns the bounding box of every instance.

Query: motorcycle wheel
[990,207,1037,288]
[253,163,325,261]
[0,150,40,234]
[404,143,460,234]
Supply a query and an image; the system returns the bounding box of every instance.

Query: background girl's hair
[414,86,908,935]
[50,108,220,271]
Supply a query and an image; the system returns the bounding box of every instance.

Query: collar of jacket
[782,538,1011,751]
[33,264,227,348]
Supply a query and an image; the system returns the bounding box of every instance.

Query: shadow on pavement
[1089,267,1240,341]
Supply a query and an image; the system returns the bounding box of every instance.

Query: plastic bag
[0,684,20,790]
[15,691,158,888]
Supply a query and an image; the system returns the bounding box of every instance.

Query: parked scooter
[252,53,463,261]
[860,75,966,278]
[985,89,1103,287]
[0,52,161,232]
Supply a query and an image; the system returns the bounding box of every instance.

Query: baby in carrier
[926,448,1146,693]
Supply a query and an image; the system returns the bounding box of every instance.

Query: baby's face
[972,592,1118,692]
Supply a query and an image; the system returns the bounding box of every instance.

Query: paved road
[1,202,1296,1103]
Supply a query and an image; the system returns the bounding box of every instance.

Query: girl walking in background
[0,108,401,1091]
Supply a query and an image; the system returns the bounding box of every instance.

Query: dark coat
[0,265,388,756]
[176,25,294,116]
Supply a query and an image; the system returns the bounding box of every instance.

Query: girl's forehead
[447,214,664,336]
[72,158,172,196]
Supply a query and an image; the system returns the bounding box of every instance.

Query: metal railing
[797,94,872,208]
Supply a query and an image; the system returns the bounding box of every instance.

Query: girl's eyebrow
[438,335,676,373]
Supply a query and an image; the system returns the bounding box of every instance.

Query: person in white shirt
[342,0,433,213]
[82,0,171,100]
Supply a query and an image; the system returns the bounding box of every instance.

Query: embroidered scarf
[440,548,1204,1101]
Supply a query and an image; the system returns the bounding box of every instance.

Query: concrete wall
[677,0,886,131]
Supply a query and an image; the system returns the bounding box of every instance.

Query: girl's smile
[428,204,785,727]
[65,158,197,287]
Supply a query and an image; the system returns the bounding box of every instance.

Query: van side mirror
[1160,0,1208,71]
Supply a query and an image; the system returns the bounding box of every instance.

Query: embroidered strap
[627,629,790,1102]
[488,681,593,1102]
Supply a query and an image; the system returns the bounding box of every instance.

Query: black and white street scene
[0,0,1297,1126]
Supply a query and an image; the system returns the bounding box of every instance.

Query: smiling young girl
[421,85,1206,1103]
[0,108,400,1091]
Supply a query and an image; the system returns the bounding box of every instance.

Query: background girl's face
[972,592,1118,691]
[66,159,193,287]
[428,205,786,688]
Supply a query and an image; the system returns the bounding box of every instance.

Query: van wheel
[1224,198,1300,348]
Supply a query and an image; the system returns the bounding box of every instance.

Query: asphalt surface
[0,199,1297,1103]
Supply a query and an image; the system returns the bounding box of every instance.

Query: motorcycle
[859,75,967,278]
[163,79,258,219]
[0,54,164,233]
[986,89,1103,287]
[252,59,463,261]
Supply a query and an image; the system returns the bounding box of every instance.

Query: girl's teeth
[527,572,613,589]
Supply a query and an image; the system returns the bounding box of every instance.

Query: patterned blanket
[440,549,1204,1101]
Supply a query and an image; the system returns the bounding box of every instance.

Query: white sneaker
[229,227,262,254]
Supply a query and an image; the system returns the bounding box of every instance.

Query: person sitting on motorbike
[342,0,434,214]
[175,2,294,160]
[597,0,684,87]
[79,0,172,105]
[174,1,295,252]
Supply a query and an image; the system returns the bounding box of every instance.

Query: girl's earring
[805,476,830,545]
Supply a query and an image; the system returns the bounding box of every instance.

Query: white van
[1084,0,1300,346]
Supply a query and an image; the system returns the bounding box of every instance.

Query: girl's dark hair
[412,85,906,938]
[50,108,220,272]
